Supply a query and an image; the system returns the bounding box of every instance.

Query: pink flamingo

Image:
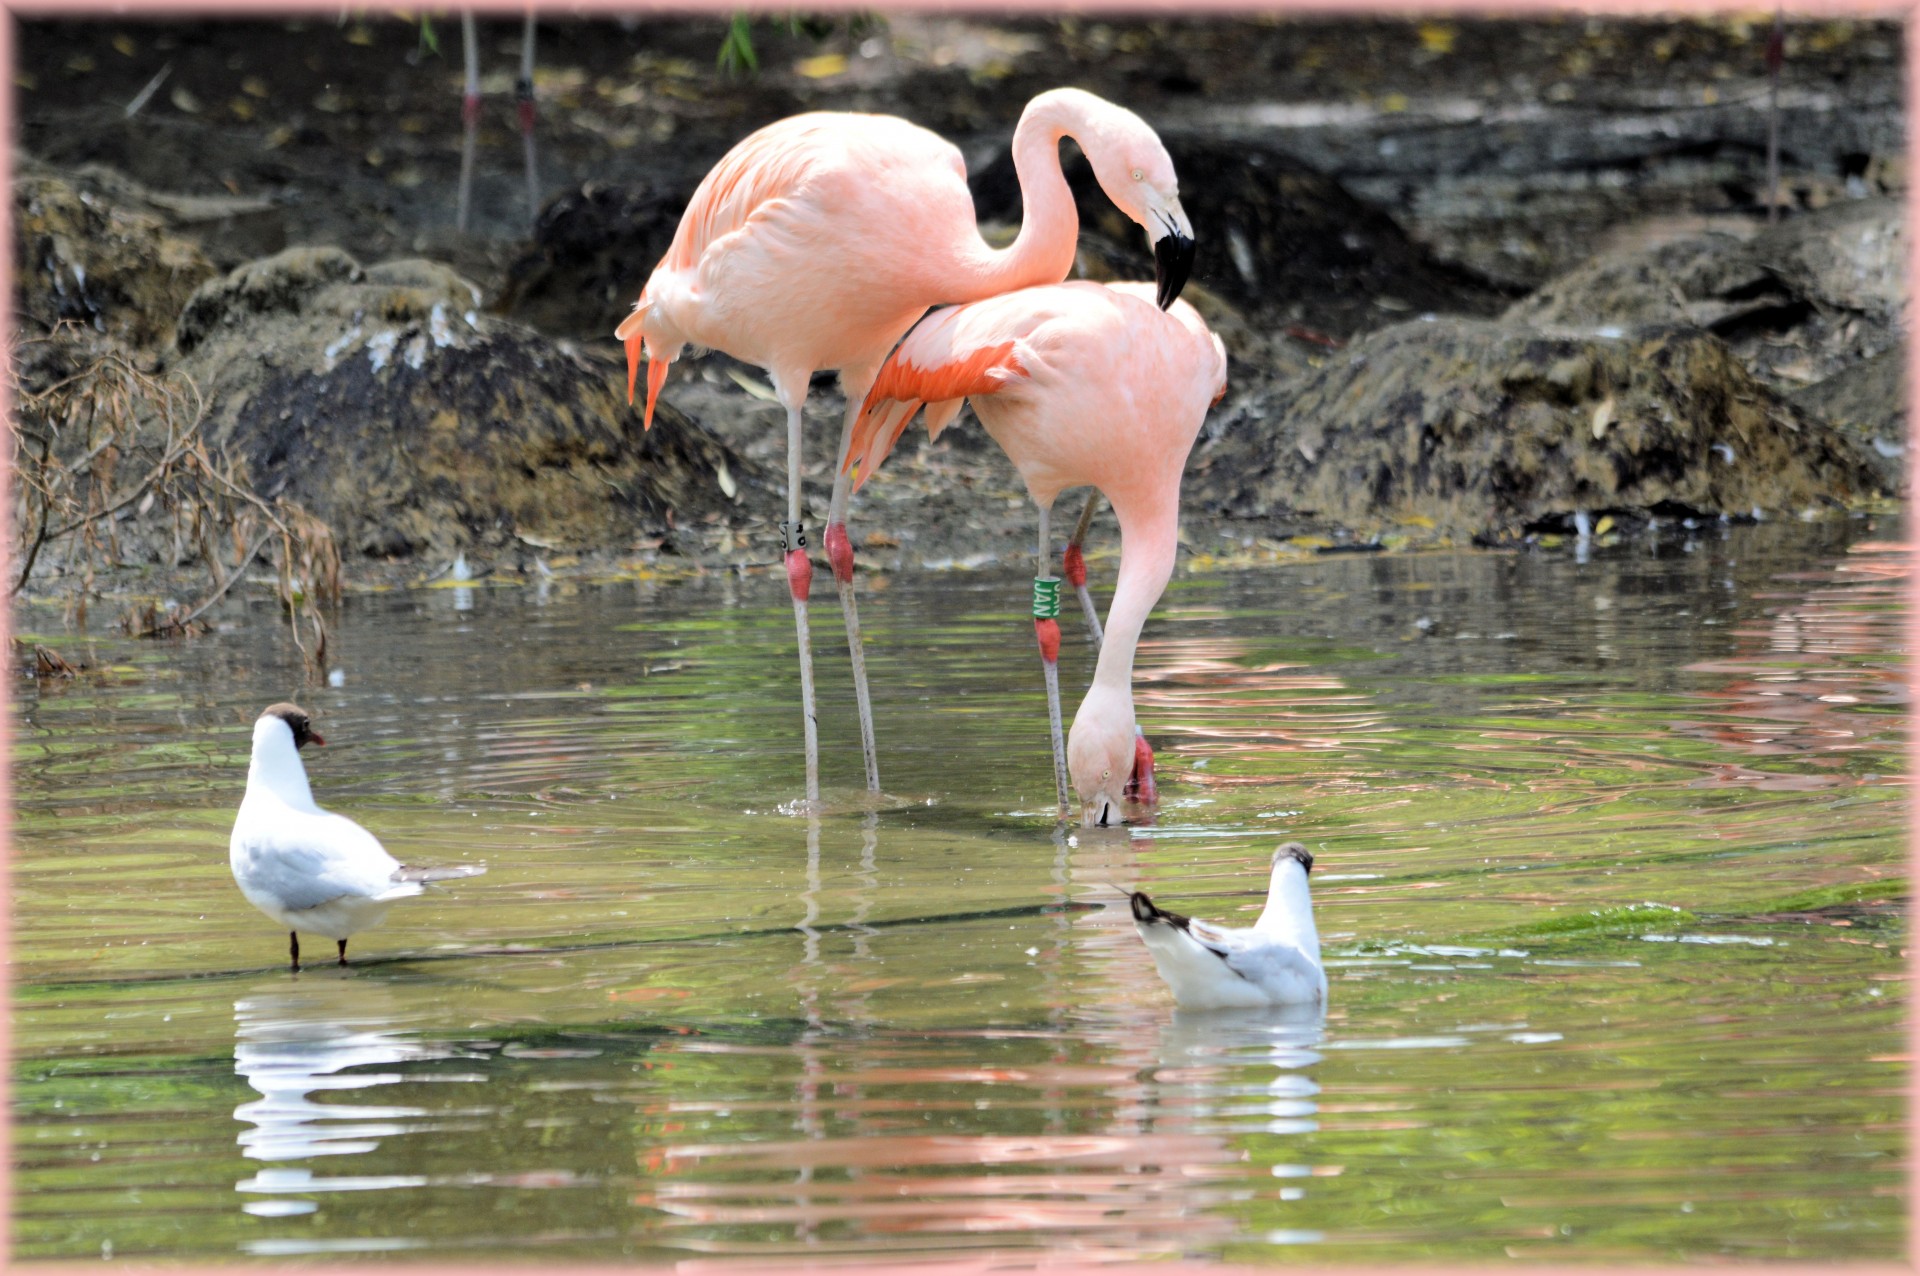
[843,280,1227,826]
[616,90,1195,807]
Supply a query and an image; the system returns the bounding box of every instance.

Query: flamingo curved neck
[966,94,1090,299]
[1088,495,1179,698]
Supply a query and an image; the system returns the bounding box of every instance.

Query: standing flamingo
[616,89,1196,808]
[843,280,1227,826]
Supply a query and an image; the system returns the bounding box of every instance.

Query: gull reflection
[232,979,482,1216]
[1153,1004,1326,1135]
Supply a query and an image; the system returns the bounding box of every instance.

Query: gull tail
[393,863,488,884]
[1128,889,1190,930]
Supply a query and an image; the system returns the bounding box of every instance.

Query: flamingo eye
[1131,168,1144,182]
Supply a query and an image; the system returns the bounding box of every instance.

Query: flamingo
[616,89,1196,807]
[842,280,1227,826]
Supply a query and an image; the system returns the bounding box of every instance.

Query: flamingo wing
[662,116,840,279]
[844,311,1028,491]
[617,116,844,428]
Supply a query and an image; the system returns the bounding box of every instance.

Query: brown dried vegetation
[10,328,342,680]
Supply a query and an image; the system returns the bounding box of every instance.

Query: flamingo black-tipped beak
[1080,793,1120,829]
[1154,230,1195,310]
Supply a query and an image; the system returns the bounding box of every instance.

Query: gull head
[1271,842,1313,873]
[260,702,325,749]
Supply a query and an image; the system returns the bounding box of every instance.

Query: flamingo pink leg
[517,11,538,228]
[1124,728,1158,807]
[1063,490,1105,649]
[825,437,881,793]
[779,394,822,807]
[1034,505,1070,814]
[456,11,480,234]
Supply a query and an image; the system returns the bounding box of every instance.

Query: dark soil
[11,12,1904,600]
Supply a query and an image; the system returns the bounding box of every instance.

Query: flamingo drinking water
[616,89,1195,807]
[843,280,1228,826]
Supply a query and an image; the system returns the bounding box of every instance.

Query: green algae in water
[11,523,1907,1262]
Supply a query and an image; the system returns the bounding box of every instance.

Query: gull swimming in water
[230,703,484,972]
[1129,842,1326,1009]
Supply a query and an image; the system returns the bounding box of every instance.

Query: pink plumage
[847,280,1228,825]
[612,90,1195,805]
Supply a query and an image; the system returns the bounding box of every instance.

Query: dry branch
[10,328,343,681]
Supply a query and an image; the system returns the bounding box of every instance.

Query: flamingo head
[1067,682,1140,828]
[1078,104,1194,310]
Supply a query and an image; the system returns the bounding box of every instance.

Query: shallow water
[12,520,1907,1262]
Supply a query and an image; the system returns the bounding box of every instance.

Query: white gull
[1129,842,1327,1009]
[230,703,483,971]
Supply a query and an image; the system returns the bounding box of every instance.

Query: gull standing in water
[230,704,484,972]
[1128,843,1326,1009]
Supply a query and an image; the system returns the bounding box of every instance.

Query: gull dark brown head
[1273,841,1313,872]
[262,702,325,749]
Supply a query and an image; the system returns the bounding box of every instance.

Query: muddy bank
[9,13,1904,606]
[172,248,755,562]
[1194,318,1881,540]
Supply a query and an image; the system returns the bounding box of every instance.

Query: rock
[35,157,286,270]
[1507,202,1905,393]
[175,246,365,353]
[1793,348,1906,493]
[495,180,692,339]
[1752,196,1904,324]
[1196,317,1885,539]
[1504,229,1781,332]
[12,161,216,348]
[170,248,758,560]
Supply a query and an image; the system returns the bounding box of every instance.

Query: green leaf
[717,14,758,74]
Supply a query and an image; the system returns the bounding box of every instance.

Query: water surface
[13,520,1906,1262]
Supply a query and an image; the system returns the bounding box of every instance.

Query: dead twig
[10,328,343,682]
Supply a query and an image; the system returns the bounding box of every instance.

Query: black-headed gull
[230,703,483,972]
[1129,843,1326,1009]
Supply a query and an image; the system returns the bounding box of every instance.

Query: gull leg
[826,402,881,793]
[781,394,821,807]
[289,931,300,974]
[456,12,480,234]
[1034,504,1069,815]
[1064,489,1104,649]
